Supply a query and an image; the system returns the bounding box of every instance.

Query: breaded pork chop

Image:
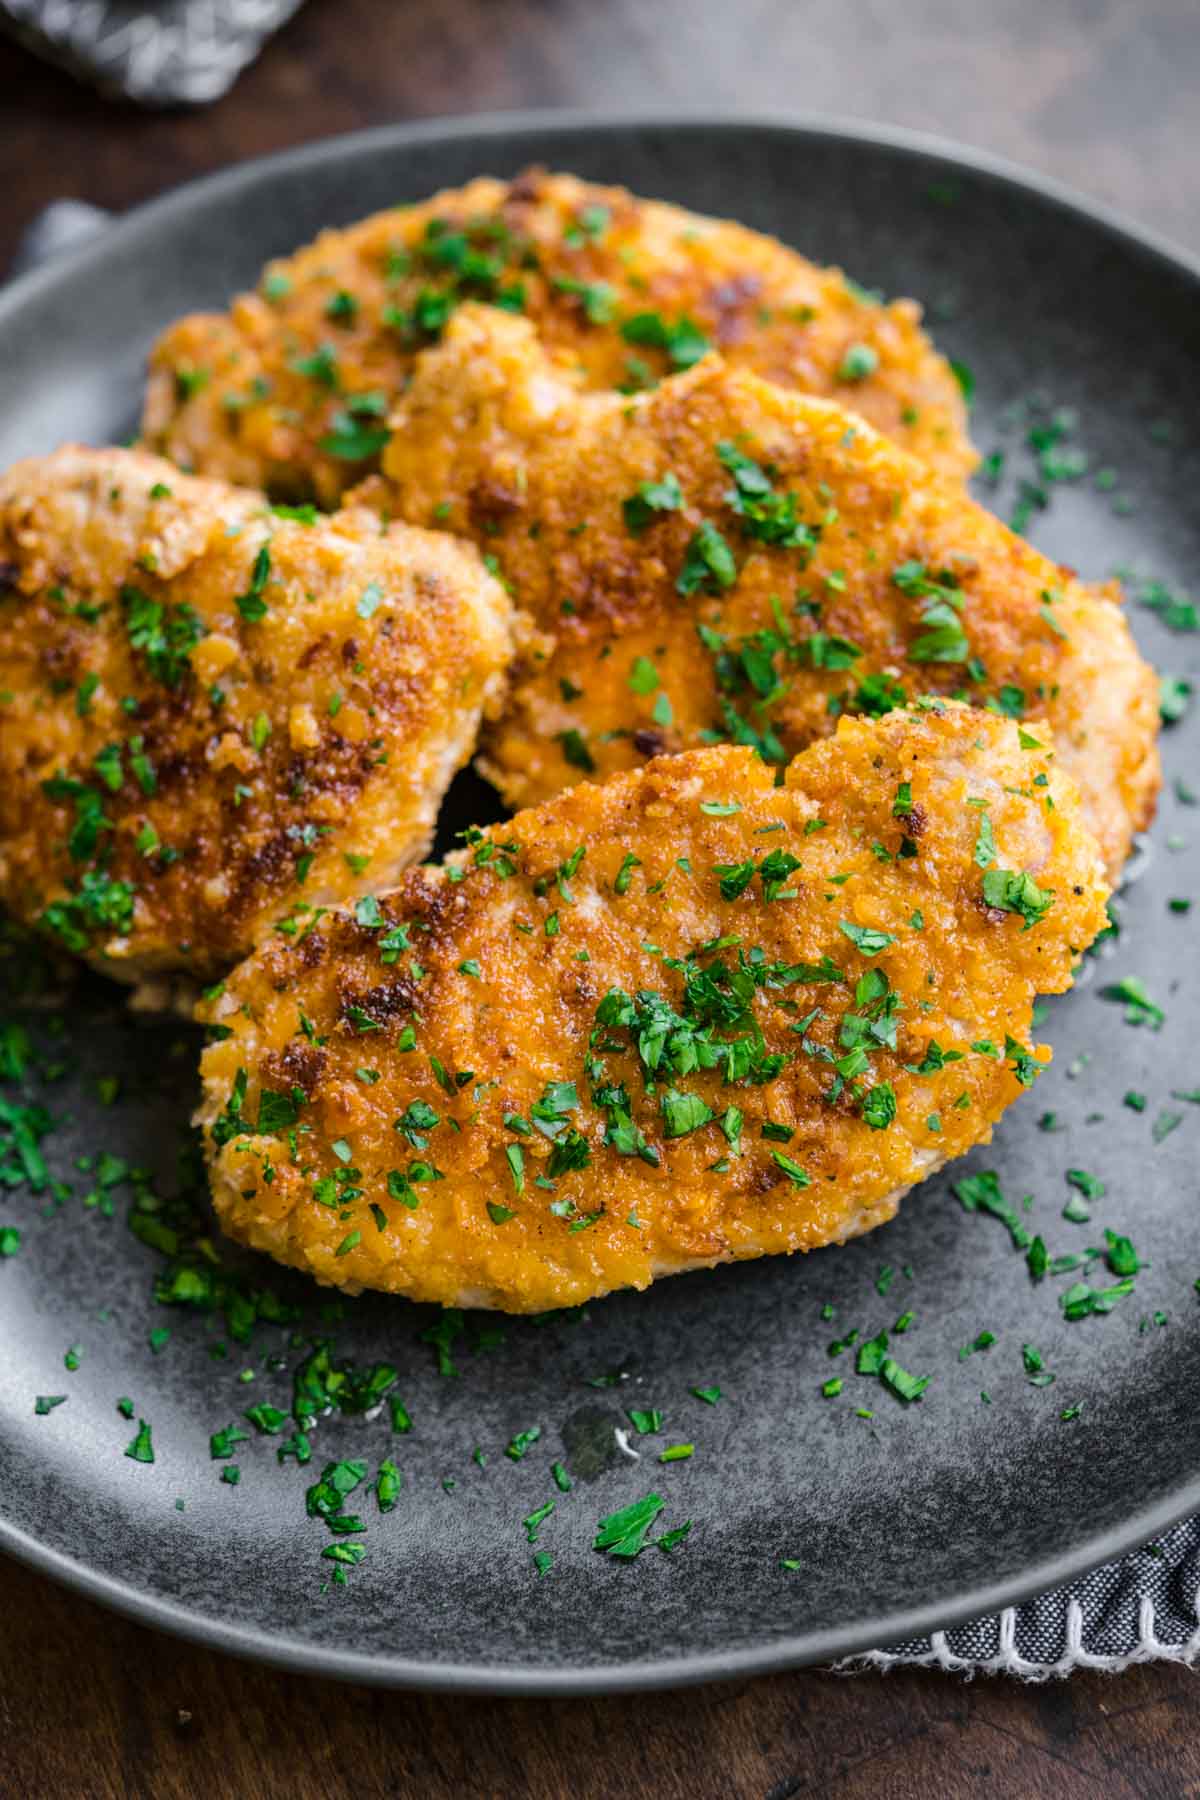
[142,167,973,504]
[369,305,1160,881]
[0,446,511,987]
[197,706,1109,1314]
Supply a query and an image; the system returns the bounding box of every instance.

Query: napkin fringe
[836,1592,1200,1680]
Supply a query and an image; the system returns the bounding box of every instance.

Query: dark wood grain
[3,1557,1200,1800]
[1,3,1198,1795]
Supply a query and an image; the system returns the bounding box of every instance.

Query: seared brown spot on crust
[707,274,765,345]
[506,166,545,205]
[565,969,600,1008]
[150,747,201,796]
[232,829,295,906]
[633,728,668,759]
[297,633,332,670]
[338,976,419,1028]
[297,929,329,971]
[39,640,82,686]
[416,877,475,945]
[897,802,928,837]
[262,1039,327,1096]
[468,478,525,530]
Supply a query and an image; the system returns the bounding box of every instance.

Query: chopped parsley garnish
[717,442,817,551]
[307,1458,367,1529]
[838,921,895,956]
[981,868,1054,927]
[234,545,272,622]
[210,1423,249,1459]
[620,311,710,370]
[891,560,969,663]
[42,774,112,863]
[593,1492,666,1557]
[320,411,392,462]
[556,728,596,772]
[1061,1278,1135,1320]
[1099,976,1164,1030]
[503,1142,525,1196]
[771,1150,811,1187]
[121,586,205,686]
[1104,1229,1141,1277]
[837,342,880,381]
[677,521,737,596]
[622,472,683,534]
[856,1329,889,1375]
[324,288,359,324]
[950,360,975,404]
[375,1460,403,1512]
[880,1358,929,1403]
[1160,676,1193,724]
[244,1403,288,1436]
[552,274,617,323]
[291,343,339,387]
[594,950,797,1094]
[528,1083,579,1146]
[505,1425,542,1462]
[124,1419,155,1463]
[661,1089,714,1138]
[861,1083,897,1130]
[628,656,661,695]
[954,1171,1032,1250]
[40,872,135,953]
[546,1128,591,1179]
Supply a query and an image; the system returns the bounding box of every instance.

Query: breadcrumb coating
[143,167,973,503]
[370,305,1159,880]
[197,705,1109,1313]
[0,446,512,985]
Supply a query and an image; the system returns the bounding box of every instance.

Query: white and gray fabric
[0,0,303,105]
[843,1519,1200,1678]
[9,202,1200,1679]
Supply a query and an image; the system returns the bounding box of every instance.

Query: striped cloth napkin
[0,0,302,104]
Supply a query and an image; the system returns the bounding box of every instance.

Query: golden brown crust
[197,706,1110,1313]
[142,168,974,502]
[0,446,512,984]
[371,306,1160,880]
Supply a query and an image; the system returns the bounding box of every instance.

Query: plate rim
[2,104,1198,1696]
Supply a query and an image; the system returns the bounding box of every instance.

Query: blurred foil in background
[0,0,304,104]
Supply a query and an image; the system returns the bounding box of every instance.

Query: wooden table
[1,3,1197,1794]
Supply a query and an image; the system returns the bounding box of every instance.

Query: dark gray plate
[0,113,1198,1695]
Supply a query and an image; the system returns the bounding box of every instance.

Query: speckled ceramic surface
[0,115,1197,1693]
